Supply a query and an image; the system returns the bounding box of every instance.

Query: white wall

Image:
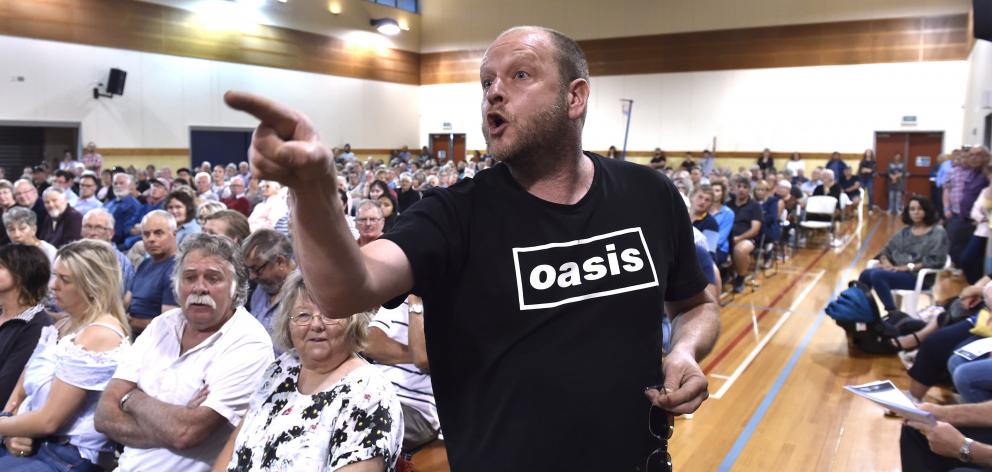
[420,0,969,53]
[421,60,969,154]
[0,34,422,150]
[963,39,992,147]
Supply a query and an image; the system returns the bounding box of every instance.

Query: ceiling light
[371,18,401,36]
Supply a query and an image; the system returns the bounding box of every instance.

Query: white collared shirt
[113,306,274,472]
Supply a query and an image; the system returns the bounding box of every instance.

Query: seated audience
[813,169,843,207]
[96,233,274,472]
[800,167,821,196]
[197,201,227,227]
[103,173,142,248]
[858,196,948,319]
[214,270,401,472]
[247,181,287,232]
[726,177,763,293]
[220,177,250,217]
[4,207,57,265]
[51,170,79,207]
[194,172,219,202]
[709,181,734,265]
[396,173,421,213]
[902,401,992,471]
[72,173,102,216]
[0,180,17,245]
[754,181,783,260]
[356,201,386,247]
[201,210,251,245]
[0,240,130,470]
[125,210,179,335]
[13,179,47,238]
[690,186,719,254]
[39,187,82,248]
[82,209,135,295]
[242,229,297,336]
[839,166,862,212]
[165,190,201,246]
[367,295,440,452]
[378,192,400,233]
[0,245,52,407]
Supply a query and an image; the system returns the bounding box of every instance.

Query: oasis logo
[512,227,659,310]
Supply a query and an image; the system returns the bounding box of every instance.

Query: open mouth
[487,112,508,136]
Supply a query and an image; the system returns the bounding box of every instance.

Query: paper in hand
[845,380,936,427]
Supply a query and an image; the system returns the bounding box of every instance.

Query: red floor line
[701,247,831,374]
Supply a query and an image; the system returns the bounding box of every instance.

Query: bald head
[488,26,589,93]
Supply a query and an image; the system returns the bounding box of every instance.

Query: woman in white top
[784,152,805,177]
[0,240,130,471]
[247,181,289,233]
[214,271,402,472]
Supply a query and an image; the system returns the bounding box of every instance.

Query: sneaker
[732,276,745,293]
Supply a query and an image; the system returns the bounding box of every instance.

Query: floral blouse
[225,351,403,472]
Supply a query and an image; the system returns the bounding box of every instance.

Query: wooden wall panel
[0,0,421,85]
[421,14,971,84]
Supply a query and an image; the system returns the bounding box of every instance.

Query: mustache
[185,294,216,310]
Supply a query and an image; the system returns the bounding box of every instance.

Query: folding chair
[796,196,838,249]
[865,256,951,317]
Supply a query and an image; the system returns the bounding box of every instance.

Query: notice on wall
[916,156,931,168]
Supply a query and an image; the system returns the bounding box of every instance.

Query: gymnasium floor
[413,211,915,472]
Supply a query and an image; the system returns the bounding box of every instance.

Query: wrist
[960,437,975,463]
[119,390,137,413]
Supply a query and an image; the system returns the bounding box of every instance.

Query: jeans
[858,268,920,311]
[948,356,992,403]
[0,440,101,472]
[860,175,875,208]
[960,235,989,284]
[889,187,904,214]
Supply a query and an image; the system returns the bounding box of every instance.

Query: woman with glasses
[164,190,201,246]
[213,271,402,472]
[0,240,130,471]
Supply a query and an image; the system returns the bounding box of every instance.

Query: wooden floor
[412,211,914,472]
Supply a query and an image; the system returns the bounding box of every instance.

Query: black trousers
[948,215,977,266]
[901,424,992,471]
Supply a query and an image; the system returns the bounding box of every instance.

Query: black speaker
[976,0,992,42]
[107,68,127,96]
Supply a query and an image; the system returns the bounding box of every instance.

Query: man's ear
[566,78,590,121]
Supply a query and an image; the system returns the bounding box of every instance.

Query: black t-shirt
[839,174,860,197]
[726,198,762,238]
[814,183,843,208]
[382,152,707,471]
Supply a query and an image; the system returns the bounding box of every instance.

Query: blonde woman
[0,240,130,471]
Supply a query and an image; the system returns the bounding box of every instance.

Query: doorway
[873,131,943,211]
[0,122,79,180]
[984,113,991,149]
[428,133,466,164]
[189,127,253,170]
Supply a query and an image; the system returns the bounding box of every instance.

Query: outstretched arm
[224,91,413,317]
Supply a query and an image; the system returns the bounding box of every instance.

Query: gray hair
[821,169,835,180]
[83,207,115,227]
[141,209,177,232]
[42,186,65,199]
[3,206,36,228]
[356,200,384,217]
[171,232,249,309]
[194,172,211,184]
[270,270,371,353]
[113,172,133,185]
[13,179,33,191]
[241,229,293,264]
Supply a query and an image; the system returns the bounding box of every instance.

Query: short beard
[113,188,129,198]
[483,95,572,168]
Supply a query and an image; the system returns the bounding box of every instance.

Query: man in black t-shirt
[225,26,719,472]
[726,177,763,293]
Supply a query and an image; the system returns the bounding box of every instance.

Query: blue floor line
[715,220,883,471]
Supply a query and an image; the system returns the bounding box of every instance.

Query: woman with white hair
[214,271,402,472]
[247,181,288,233]
[0,240,130,470]
[3,207,56,266]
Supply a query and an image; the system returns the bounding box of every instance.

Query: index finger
[224,91,299,140]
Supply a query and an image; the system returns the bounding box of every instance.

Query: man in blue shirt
[103,172,142,249]
[242,229,296,338]
[126,210,179,335]
[825,151,848,180]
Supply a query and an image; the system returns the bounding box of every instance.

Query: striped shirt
[370,304,440,432]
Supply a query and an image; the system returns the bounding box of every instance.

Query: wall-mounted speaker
[107,68,127,96]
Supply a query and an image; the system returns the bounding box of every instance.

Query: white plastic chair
[797,195,837,248]
[865,256,951,317]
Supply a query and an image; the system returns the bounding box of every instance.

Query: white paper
[845,380,936,427]
[955,337,992,360]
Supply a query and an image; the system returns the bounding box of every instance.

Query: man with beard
[224,26,718,472]
[96,233,273,472]
[241,229,296,338]
[103,172,143,248]
[125,210,179,335]
[38,187,82,247]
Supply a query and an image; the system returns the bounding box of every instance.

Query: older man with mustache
[95,233,274,472]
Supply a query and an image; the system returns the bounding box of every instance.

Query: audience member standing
[888,152,907,214]
[81,142,103,174]
[785,152,805,177]
[825,152,848,180]
[858,149,877,211]
[757,148,775,173]
[944,147,991,264]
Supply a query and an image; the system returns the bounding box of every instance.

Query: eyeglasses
[645,403,674,472]
[289,312,342,326]
[82,224,112,232]
[246,260,271,276]
[355,217,383,224]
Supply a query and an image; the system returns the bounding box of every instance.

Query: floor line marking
[715,219,883,471]
[710,270,825,400]
[710,374,731,380]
